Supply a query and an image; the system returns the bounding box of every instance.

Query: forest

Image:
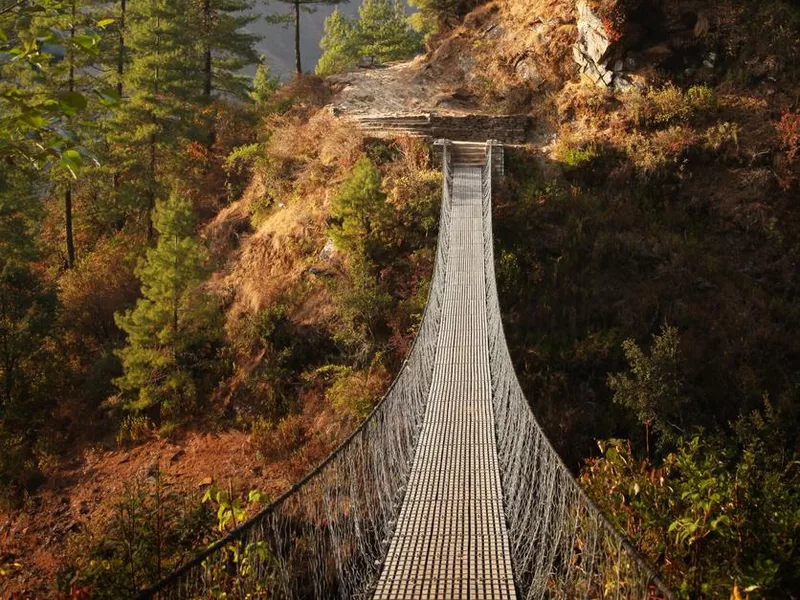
[1,0,799,597]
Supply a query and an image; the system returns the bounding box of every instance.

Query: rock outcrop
[573,1,642,92]
[573,0,616,86]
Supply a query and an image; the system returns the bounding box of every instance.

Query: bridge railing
[481,144,673,600]
[135,144,456,600]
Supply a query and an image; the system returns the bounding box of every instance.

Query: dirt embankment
[0,432,286,597]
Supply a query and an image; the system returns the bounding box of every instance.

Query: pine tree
[114,192,219,423]
[197,0,261,100]
[407,0,439,38]
[267,0,350,75]
[316,0,421,75]
[250,56,282,106]
[112,0,199,237]
[316,8,359,76]
[0,166,60,500]
[356,0,421,63]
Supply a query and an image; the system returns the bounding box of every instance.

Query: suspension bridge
[136,141,673,600]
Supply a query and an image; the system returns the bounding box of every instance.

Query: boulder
[515,57,545,89]
[573,0,616,88]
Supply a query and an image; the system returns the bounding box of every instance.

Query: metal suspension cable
[136,140,674,600]
[134,145,457,600]
[481,142,673,600]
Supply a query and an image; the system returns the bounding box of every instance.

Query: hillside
[1,0,798,597]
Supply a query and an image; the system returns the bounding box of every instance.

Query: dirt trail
[329,56,486,117]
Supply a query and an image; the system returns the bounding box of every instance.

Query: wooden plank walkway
[372,166,517,600]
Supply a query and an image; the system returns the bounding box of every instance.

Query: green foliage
[202,484,270,532]
[330,155,391,258]
[116,414,155,445]
[199,0,261,98]
[0,0,118,171]
[320,354,389,420]
[105,0,260,231]
[114,192,221,423]
[331,255,393,354]
[625,84,718,129]
[687,85,717,112]
[250,57,282,106]
[109,0,199,219]
[316,0,421,75]
[559,145,600,169]
[582,410,800,598]
[407,0,473,22]
[229,303,320,420]
[0,169,59,505]
[608,324,687,448]
[197,484,277,595]
[356,0,421,62]
[328,156,395,350]
[316,8,359,76]
[63,470,212,598]
[407,0,439,37]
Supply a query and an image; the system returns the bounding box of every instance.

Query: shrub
[63,470,212,598]
[116,414,155,446]
[647,84,692,125]
[625,127,696,179]
[252,414,306,461]
[704,121,740,156]
[608,324,687,450]
[625,84,714,129]
[581,403,800,598]
[559,144,601,169]
[777,110,800,162]
[320,358,390,421]
[687,85,717,113]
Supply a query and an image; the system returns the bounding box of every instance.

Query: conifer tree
[268,0,349,75]
[356,0,420,63]
[316,8,358,76]
[113,0,199,237]
[197,0,260,99]
[407,0,438,37]
[316,0,421,75]
[114,192,219,423]
[250,56,282,106]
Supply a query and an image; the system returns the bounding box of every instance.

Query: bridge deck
[373,166,517,600]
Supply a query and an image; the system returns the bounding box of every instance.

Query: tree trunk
[203,0,212,98]
[148,13,160,241]
[203,0,216,149]
[65,185,75,268]
[148,130,156,240]
[294,0,302,75]
[65,0,76,269]
[117,0,126,95]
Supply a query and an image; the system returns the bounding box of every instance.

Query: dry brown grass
[207,112,362,326]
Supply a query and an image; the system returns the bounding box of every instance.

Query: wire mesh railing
[134,145,456,600]
[481,142,673,600]
[136,140,673,600]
